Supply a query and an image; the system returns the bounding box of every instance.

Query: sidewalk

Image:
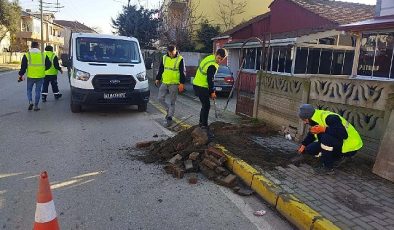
[149,81,394,230]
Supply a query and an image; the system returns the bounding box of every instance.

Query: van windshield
[76,37,141,63]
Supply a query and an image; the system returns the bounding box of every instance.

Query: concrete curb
[149,101,340,230]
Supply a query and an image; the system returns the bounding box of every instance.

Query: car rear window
[217,66,232,75]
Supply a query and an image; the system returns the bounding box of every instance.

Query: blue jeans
[27,78,44,105]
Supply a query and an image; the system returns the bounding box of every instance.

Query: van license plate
[215,87,222,91]
[104,93,126,99]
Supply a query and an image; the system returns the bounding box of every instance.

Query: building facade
[160,0,272,45]
[15,11,64,54]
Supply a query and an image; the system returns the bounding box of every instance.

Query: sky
[18,0,377,34]
[18,0,161,34]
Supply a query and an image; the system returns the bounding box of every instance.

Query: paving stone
[337,209,355,220]
[366,215,389,226]
[352,218,374,230]
[335,215,357,227]
[368,221,387,230]
[320,205,337,216]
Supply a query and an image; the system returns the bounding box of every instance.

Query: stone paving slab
[149,81,394,230]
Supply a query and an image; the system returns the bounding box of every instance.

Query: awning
[340,16,394,32]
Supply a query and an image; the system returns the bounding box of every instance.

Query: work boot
[33,104,40,111]
[28,102,33,111]
[42,95,47,102]
[55,93,62,100]
[333,156,352,168]
[313,166,334,175]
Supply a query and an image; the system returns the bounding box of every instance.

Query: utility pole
[40,0,44,51]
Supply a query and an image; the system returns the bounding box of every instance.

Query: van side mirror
[61,54,70,67]
[145,57,153,70]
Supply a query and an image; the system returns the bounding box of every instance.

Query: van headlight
[73,68,90,81]
[136,71,146,81]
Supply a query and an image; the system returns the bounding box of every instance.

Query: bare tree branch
[216,0,247,31]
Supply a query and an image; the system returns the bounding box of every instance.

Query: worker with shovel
[193,48,227,137]
[296,104,363,175]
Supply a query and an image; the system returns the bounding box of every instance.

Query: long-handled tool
[213,98,219,118]
[168,115,193,129]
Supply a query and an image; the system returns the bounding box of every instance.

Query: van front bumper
[71,86,150,105]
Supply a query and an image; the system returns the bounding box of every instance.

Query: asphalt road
[0,70,292,230]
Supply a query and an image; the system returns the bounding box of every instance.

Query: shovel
[213,98,219,119]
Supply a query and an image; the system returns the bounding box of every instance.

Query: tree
[217,0,247,31]
[160,0,203,52]
[0,0,21,44]
[196,20,221,53]
[112,5,160,49]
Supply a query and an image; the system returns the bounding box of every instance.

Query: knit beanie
[298,104,315,120]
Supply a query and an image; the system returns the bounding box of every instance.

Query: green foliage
[0,0,21,42]
[112,5,161,49]
[196,20,221,53]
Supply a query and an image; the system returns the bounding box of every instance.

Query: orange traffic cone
[33,171,60,230]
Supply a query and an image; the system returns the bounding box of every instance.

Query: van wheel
[138,103,147,112]
[71,102,82,113]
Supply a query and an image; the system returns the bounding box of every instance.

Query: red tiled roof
[288,0,375,25]
[54,20,96,33]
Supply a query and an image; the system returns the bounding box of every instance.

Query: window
[295,47,354,75]
[242,48,256,69]
[271,48,279,72]
[306,48,320,74]
[373,33,394,78]
[358,33,394,78]
[76,37,141,63]
[358,34,377,76]
[295,47,308,74]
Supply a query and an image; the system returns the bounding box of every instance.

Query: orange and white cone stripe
[33,171,60,230]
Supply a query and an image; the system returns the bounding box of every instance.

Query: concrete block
[184,160,194,171]
[223,174,237,186]
[163,164,175,174]
[202,158,218,170]
[215,166,226,175]
[168,154,182,164]
[172,166,184,179]
[188,152,200,160]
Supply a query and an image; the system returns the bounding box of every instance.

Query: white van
[63,33,150,113]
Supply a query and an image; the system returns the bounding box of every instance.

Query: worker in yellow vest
[42,45,63,102]
[155,45,186,127]
[193,48,227,137]
[297,104,363,175]
[18,41,51,111]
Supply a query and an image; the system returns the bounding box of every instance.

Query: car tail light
[224,76,234,83]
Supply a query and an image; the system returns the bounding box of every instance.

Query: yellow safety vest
[26,52,45,78]
[311,110,363,153]
[45,51,58,76]
[162,54,183,84]
[193,54,219,88]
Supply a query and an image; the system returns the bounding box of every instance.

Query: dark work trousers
[41,75,59,96]
[304,133,343,169]
[193,85,210,127]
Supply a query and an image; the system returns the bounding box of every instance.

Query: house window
[295,47,308,74]
[295,47,354,75]
[242,48,257,69]
[358,33,394,78]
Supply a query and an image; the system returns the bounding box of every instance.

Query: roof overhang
[340,16,394,32]
[211,35,230,41]
[223,30,343,49]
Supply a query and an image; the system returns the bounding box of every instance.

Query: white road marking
[219,186,276,230]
